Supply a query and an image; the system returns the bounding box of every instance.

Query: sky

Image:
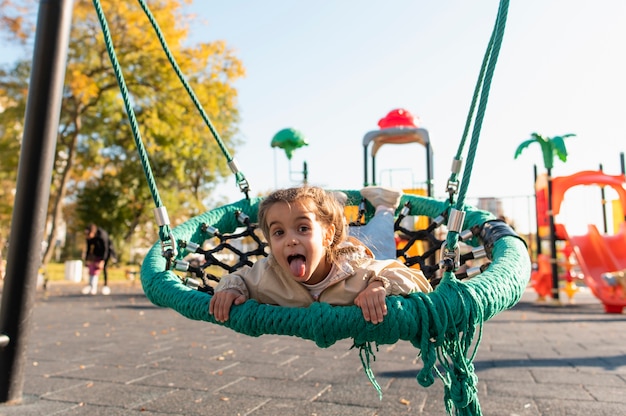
[3,0,626,235]
[185,0,626,235]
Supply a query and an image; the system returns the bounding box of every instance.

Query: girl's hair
[258,186,350,263]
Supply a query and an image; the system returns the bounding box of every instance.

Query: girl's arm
[209,270,251,322]
[354,280,387,324]
[209,289,246,322]
[370,260,433,295]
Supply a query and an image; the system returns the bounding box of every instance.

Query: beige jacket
[214,238,432,307]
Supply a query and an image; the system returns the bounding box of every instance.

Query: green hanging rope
[92,0,253,258]
[453,0,509,210]
[443,0,509,260]
[91,0,174,248]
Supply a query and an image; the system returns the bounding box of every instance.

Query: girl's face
[265,200,335,285]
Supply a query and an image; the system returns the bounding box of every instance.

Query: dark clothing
[85,228,110,262]
[85,227,112,286]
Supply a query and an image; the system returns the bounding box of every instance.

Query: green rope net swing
[94,0,530,414]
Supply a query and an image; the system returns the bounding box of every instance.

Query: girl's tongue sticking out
[288,255,306,278]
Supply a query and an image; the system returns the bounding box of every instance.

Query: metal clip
[238,177,250,197]
[433,214,446,227]
[470,246,487,260]
[459,229,475,241]
[355,198,367,225]
[153,206,170,226]
[202,224,219,237]
[450,157,463,175]
[173,260,189,272]
[183,277,200,290]
[465,266,483,279]
[184,241,200,253]
[236,210,250,225]
[160,231,178,269]
[446,179,459,196]
[439,241,461,271]
[447,209,465,233]
[399,203,410,218]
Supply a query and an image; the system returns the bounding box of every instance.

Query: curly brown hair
[258,186,350,263]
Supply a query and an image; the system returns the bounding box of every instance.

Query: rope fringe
[352,341,383,400]
[351,277,484,413]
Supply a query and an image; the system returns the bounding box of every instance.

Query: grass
[40,261,223,284]
[41,261,141,282]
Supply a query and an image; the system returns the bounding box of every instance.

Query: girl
[209,186,431,324]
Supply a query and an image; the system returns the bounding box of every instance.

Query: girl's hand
[209,289,246,322]
[354,281,387,324]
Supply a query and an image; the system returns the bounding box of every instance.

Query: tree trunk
[41,114,80,266]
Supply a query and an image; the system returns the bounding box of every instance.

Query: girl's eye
[298,225,310,233]
[271,229,284,237]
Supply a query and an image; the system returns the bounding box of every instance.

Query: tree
[0,0,245,265]
[0,0,34,43]
[514,132,575,302]
[0,62,30,268]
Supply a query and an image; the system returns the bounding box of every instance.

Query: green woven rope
[141,192,531,415]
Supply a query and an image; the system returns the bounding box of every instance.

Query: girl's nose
[288,237,298,246]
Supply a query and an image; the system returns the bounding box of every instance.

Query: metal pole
[547,168,560,303]
[363,144,369,187]
[302,161,308,185]
[533,165,542,259]
[371,155,377,186]
[425,142,434,197]
[0,0,74,403]
[599,163,608,234]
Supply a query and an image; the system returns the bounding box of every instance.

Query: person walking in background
[82,223,112,295]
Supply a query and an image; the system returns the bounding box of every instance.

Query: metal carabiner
[439,241,461,272]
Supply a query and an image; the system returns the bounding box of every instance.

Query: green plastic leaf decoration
[513,138,538,159]
[271,128,309,160]
[514,132,576,170]
[551,134,575,162]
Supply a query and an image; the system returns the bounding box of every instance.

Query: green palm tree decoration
[514,132,575,303]
[514,132,575,170]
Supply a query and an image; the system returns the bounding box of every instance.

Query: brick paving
[0,280,625,415]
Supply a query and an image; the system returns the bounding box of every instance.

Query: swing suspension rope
[93,1,530,415]
[92,0,251,262]
[443,0,509,271]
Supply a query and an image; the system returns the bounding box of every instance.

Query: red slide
[567,223,626,313]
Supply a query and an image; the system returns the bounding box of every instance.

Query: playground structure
[357,109,435,262]
[531,167,626,313]
[362,108,434,196]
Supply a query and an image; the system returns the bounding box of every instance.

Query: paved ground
[0,279,625,416]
